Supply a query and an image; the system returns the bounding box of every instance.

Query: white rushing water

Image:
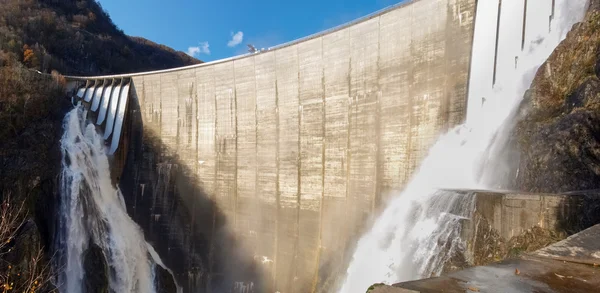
[57,106,171,293]
[338,1,588,292]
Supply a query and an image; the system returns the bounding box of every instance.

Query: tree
[22,45,38,68]
[0,196,54,293]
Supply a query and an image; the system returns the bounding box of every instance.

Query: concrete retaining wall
[460,190,585,268]
[469,191,572,240]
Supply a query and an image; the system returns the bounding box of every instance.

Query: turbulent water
[338,1,589,292]
[56,106,173,293]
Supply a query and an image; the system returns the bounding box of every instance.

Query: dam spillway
[62,0,584,292]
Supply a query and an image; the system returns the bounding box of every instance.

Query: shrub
[0,196,54,293]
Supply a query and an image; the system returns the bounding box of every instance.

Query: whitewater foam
[57,106,173,293]
[338,1,588,292]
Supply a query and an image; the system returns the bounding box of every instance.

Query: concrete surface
[105,1,477,292]
[534,224,600,265]
[460,190,584,262]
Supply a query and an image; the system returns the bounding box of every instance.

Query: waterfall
[338,1,588,292]
[56,106,175,293]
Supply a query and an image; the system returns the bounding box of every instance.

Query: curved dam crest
[63,0,579,292]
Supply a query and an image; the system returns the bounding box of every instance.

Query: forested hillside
[0,0,200,75]
[0,1,200,290]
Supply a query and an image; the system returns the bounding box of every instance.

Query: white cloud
[227,31,244,47]
[186,42,210,57]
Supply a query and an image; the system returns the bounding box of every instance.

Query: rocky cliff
[514,1,600,230]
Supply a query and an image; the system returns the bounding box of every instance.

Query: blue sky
[97,0,403,61]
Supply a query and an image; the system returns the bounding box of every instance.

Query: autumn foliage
[0,197,54,293]
[0,0,200,76]
[21,45,38,69]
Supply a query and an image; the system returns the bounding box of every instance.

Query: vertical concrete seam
[253,57,259,202]
[442,0,453,132]
[405,9,415,184]
[212,69,219,202]
[501,195,507,239]
[176,76,181,152]
[492,0,503,87]
[522,0,528,51]
[273,57,281,290]
[293,45,302,290]
[158,76,163,160]
[343,34,353,267]
[549,0,555,32]
[191,78,199,256]
[233,62,239,231]
[208,69,218,291]
[374,15,383,212]
[346,56,352,204]
[539,195,546,228]
[312,37,326,293]
[194,80,199,178]
[463,0,479,123]
[188,81,194,145]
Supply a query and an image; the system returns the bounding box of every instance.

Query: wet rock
[564,77,600,112]
[514,6,600,197]
[594,55,600,78]
[2,220,56,292]
[590,0,600,13]
[469,213,506,266]
[83,243,109,293]
[465,213,566,268]
[0,69,71,289]
[366,284,420,293]
[517,109,600,192]
[154,265,178,293]
[4,220,42,269]
[506,227,563,258]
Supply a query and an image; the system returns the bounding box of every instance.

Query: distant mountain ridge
[0,0,201,75]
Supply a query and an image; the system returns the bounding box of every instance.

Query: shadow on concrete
[116,87,264,293]
[556,190,600,235]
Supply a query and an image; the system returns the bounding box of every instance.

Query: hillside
[0,1,201,291]
[0,0,201,76]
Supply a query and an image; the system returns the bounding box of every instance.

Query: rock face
[513,1,600,237]
[83,243,109,293]
[1,220,56,292]
[514,3,600,195]
[513,2,600,234]
[0,68,69,291]
[468,217,562,267]
[154,265,178,293]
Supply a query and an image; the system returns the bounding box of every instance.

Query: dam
[62,0,589,292]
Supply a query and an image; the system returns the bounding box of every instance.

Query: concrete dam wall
[65,0,570,291]
[125,0,475,291]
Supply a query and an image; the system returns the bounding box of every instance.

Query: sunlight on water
[338,1,588,292]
